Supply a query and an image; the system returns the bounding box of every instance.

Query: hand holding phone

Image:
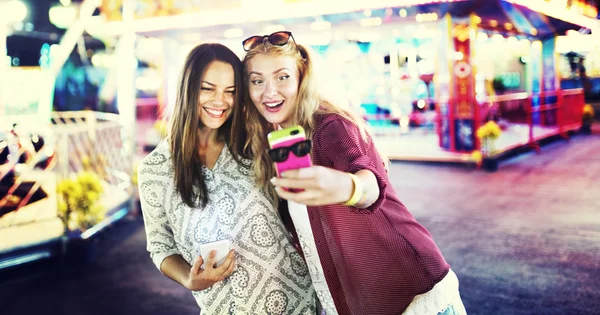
[185,240,235,291]
[267,125,312,177]
[199,239,231,269]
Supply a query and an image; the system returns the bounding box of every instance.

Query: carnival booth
[425,0,596,165]
[0,0,134,269]
[94,0,597,165]
[301,0,597,163]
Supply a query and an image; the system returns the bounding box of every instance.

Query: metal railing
[359,88,585,155]
[0,111,133,247]
[474,88,585,153]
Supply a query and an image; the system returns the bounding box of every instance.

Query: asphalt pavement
[1,126,599,315]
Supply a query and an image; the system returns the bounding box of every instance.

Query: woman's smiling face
[197,60,236,131]
[247,54,299,128]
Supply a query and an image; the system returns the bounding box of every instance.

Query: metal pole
[0,24,8,121]
[38,0,101,123]
[116,0,137,211]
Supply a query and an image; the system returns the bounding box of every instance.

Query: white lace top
[138,141,316,315]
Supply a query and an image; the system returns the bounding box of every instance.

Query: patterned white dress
[138,141,317,315]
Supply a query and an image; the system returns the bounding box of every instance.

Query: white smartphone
[199,239,231,269]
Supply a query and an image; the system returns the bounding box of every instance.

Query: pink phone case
[271,136,312,176]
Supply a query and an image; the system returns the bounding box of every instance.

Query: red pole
[449,99,456,152]
[527,96,534,145]
[557,88,564,135]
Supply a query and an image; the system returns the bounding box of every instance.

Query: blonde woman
[233,32,467,315]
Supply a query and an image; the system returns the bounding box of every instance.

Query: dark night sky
[8,0,64,66]
[6,0,96,66]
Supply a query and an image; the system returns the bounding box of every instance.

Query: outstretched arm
[272,117,386,209]
[270,166,379,208]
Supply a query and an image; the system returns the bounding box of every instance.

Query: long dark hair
[170,43,243,208]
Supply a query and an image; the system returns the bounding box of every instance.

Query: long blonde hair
[232,39,370,201]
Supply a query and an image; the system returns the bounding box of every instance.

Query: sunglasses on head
[242,31,295,52]
[268,139,312,163]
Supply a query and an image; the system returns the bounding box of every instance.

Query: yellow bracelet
[344,173,363,207]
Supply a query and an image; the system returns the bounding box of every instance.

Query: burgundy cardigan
[283,113,451,315]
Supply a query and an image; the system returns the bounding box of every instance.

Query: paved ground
[1,126,599,315]
[392,128,600,315]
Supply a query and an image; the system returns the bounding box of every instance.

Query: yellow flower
[77,172,104,195]
[583,104,594,118]
[489,122,502,139]
[56,171,106,232]
[57,178,75,194]
[476,124,488,140]
[471,150,482,163]
[477,121,502,140]
[57,199,69,219]
[58,179,83,206]
[85,191,100,203]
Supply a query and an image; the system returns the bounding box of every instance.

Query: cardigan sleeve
[137,154,181,272]
[314,116,388,212]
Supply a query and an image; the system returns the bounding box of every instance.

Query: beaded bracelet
[343,173,363,207]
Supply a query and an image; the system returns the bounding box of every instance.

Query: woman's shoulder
[138,140,172,174]
[314,112,358,134]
